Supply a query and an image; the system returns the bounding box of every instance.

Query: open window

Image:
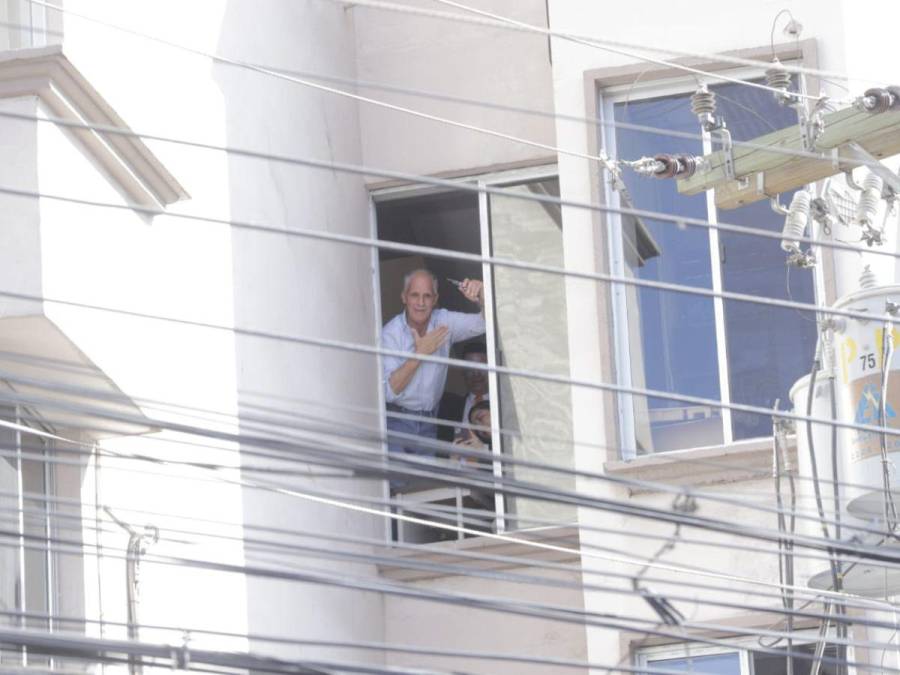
[600,67,820,457]
[371,166,577,542]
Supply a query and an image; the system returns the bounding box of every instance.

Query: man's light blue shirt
[381,307,485,412]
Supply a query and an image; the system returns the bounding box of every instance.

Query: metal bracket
[714,127,736,181]
[845,141,900,195]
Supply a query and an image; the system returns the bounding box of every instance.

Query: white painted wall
[385,565,588,673]
[10,0,898,670]
[13,0,385,666]
[0,96,42,319]
[354,0,557,179]
[543,0,900,669]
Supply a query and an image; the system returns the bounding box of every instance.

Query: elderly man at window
[381,269,485,468]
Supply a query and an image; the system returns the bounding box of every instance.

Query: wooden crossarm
[676,105,900,209]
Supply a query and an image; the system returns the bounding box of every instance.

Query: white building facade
[0,0,899,673]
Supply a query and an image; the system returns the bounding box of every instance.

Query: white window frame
[598,64,826,458]
[3,0,49,48]
[369,163,559,539]
[636,630,839,673]
[0,399,56,667]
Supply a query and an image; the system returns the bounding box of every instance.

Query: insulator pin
[650,154,700,179]
[859,265,878,290]
[765,60,794,104]
[690,86,717,117]
[862,87,896,113]
[781,191,811,253]
[855,172,884,226]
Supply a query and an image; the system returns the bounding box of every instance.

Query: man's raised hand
[413,325,449,355]
[458,279,484,306]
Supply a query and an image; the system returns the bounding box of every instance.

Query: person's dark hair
[468,399,491,424]
[461,341,487,359]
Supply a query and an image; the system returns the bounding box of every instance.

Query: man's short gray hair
[402,269,439,296]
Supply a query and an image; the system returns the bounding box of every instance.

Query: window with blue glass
[638,642,839,674]
[604,76,819,455]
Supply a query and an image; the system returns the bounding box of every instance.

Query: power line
[0,268,896,473]
[2,344,893,525]
[3,401,894,615]
[2,108,897,270]
[329,0,886,91]
[3,525,896,672]
[7,372,900,565]
[5,346,900,564]
[16,2,900,178]
[7,504,895,646]
[424,0,844,103]
[8,1,900,664]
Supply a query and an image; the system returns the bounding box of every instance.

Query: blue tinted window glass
[614,94,723,454]
[712,81,818,440]
[647,651,741,674]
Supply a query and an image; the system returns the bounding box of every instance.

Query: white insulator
[765,60,793,92]
[859,264,879,290]
[781,191,811,252]
[855,172,884,225]
[690,86,717,117]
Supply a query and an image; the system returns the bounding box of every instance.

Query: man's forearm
[388,357,421,395]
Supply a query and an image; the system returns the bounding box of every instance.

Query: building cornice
[0,45,188,208]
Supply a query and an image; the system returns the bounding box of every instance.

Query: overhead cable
[2,110,898,270]
[327,0,883,91]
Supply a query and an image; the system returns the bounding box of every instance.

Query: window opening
[603,73,819,456]
[375,187,495,544]
[373,168,572,543]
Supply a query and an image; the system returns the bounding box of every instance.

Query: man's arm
[388,357,421,397]
[459,279,484,314]
[446,280,487,344]
[387,325,449,396]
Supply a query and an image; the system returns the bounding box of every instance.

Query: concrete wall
[353,0,557,179]
[385,564,588,673]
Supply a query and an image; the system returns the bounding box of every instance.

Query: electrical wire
[5,505,899,647]
[5,364,900,565]
[4,108,898,271]
[424,0,844,103]
[8,370,900,612]
[0,479,882,621]
[0,604,745,675]
[2,523,898,670]
[2,346,898,523]
[99,377,900,509]
[330,0,876,96]
[9,373,900,563]
[2,267,900,478]
[7,0,900,664]
[11,3,900,185]
[2,418,897,624]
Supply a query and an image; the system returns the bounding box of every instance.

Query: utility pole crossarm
[676,104,900,210]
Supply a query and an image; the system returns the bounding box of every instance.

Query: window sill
[378,525,580,582]
[604,437,797,493]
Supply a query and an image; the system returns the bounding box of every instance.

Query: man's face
[402,273,437,326]
[463,352,488,395]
